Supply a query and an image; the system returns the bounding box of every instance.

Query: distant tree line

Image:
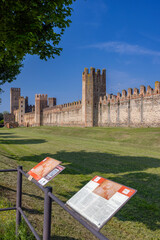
[0,111,9,126]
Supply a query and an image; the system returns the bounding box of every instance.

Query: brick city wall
[10,68,160,128]
[42,101,82,126]
[23,112,35,127]
[98,84,160,127]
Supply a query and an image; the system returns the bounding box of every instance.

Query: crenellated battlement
[11,88,20,92]
[83,67,106,77]
[49,100,82,110]
[99,81,160,105]
[35,94,48,100]
[10,88,21,114]
[82,67,106,126]
[10,67,160,128]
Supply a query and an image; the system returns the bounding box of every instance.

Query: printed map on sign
[27,157,65,186]
[67,176,136,229]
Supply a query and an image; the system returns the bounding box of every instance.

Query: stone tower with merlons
[35,94,48,126]
[10,88,21,114]
[82,67,106,127]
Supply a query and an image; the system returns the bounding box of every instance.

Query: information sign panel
[27,157,65,186]
[67,176,136,229]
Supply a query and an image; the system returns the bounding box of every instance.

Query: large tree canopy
[0,0,75,91]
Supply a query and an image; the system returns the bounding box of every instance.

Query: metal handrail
[0,167,109,240]
[48,192,109,240]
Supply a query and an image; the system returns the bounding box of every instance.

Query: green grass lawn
[0,126,160,240]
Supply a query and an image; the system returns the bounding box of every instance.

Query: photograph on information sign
[27,157,65,186]
[93,179,122,200]
[67,176,136,229]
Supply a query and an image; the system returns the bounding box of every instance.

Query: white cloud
[87,41,160,57]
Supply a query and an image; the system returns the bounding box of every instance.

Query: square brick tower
[48,97,56,107]
[82,67,106,127]
[35,94,48,126]
[10,88,21,113]
[18,96,25,124]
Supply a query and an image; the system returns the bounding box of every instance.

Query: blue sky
[1,0,160,112]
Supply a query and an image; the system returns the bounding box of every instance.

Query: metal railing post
[16,166,23,235]
[43,187,52,240]
[0,167,109,240]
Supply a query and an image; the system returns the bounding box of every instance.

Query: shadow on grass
[109,172,160,231]
[23,207,43,215]
[51,236,78,240]
[20,150,160,174]
[0,135,23,139]
[0,185,44,216]
[18,150,160,231]
[0,185,44,202]
[74,172,160,231]
[1,150,160,232]
[0,132,23,139]
[0,138,47,144]
[60,173,160,231]
[0,132,13,135]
